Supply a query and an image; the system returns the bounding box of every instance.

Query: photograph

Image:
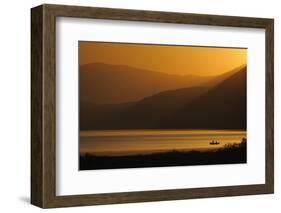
[79,41,247,170]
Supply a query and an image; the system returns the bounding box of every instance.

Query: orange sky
[79,41,247,76]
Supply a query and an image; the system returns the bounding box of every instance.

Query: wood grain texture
[31,4,274,208]
[265,20,274,193]
[31,5,43,207]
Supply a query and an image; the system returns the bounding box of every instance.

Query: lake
[80,129,246,156]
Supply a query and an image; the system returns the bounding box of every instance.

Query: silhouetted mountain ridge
[163,66,247,129]
[80,63,214,104]
[80,65,246,130]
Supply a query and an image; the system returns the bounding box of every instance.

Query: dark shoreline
[79,141,246,170]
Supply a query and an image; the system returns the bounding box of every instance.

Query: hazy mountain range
[80,63,246,130]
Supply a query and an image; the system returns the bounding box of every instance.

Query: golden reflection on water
[80,130,246,156]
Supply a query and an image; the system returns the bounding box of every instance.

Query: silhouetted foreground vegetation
[80,140,246,170]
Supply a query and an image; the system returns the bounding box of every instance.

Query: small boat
[209,141,220,145]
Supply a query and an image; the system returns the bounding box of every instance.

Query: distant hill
[80,102,134,130]
[163,66,247,129]
[117,87,208,128]
[80,87,206,129]
[80,63,213,104]
[204,65,246,88]
[80,65,246,130]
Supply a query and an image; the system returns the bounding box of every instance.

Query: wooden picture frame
[31,4,274,208]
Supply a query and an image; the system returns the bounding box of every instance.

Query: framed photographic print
[31,4,274,208]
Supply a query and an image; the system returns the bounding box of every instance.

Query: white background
[57,17,265,195]
[0,0,279,212]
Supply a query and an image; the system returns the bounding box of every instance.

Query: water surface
[80,129,246,156]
